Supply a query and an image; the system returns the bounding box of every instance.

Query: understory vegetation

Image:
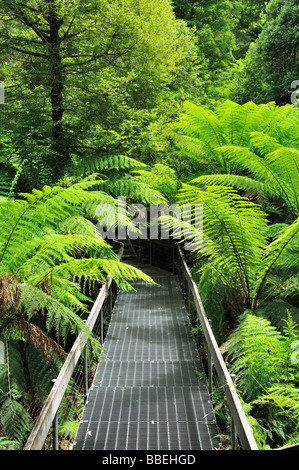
[0,0,298,450]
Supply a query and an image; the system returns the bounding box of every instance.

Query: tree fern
[226,313,299,446]
[254,385,299,435]
[217,143,299,220]
[175,184,298,321]
[71,154,166,205]
[73,153,148,177]
[0,178,158,446]
[174,100,299,220]
[227,314,295,401]
[177,184,268,309]
[0,172,12,199]
[252,218,299,309]
[0,181,155,350]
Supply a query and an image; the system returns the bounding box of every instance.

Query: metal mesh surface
[73,262,220,450]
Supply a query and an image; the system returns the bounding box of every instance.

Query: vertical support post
[231,374,237,450]
[84,342,88,403]
[208,350,213,395]
[186,286,190,314]
[53,412,59,450]
[109,284,113,315]
[51,379,59,450]
[100,307,104,346]
[208,319,213,395]
[172,245,175,274]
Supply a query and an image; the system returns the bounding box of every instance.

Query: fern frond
[255,385,299,426]
[190,173,271,196]
[0,340,32,444]
[172,133,220,171]
[177,184,268,306]
[0,172,12,198]
[249,132,281,156]
[175,101,228,170]
[19,284,98,348]
[97,175,167,204]
[0,183,119,274]
[0,436,20,450]
[25,343,58,396]
[177,101,226,148]
[227,314,286,400]
[197,264,226,341]
[216,100,261,147]
[73,154,148,177]
[255,300,299,337]
[228,314,284,358]
[175,100,299,220]
[219,146,286,194]
[218,145,299,218]
[0,399,32,443]
[253,218,299,308]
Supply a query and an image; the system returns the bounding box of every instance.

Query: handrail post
[231,374,237,450]
[109,284,113,314]
[53,412,59,450]
[208,319,213,395]
[186,286,190,314]
[84,342,89,403]
[172,245,175,273]
[100,307,104,346]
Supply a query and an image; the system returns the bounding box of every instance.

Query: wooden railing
[175,245,258,450]
[23,243,124,451]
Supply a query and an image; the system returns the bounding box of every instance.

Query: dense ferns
[0,155,164,447]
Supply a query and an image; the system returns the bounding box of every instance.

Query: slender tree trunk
[47,2,69,180]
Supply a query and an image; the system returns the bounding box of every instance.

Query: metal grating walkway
[73,262,220,451]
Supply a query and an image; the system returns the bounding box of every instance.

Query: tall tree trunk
[47,2,69,180]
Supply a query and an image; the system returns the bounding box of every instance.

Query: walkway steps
[73,262,220,451]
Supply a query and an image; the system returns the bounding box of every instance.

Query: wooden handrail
[177,246,259,450]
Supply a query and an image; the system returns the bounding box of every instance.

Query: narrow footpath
[73,262,220,450]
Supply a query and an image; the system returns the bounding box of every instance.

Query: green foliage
[177,184,268,306]
[0,178,158,446]
[232,0,270,59]
[0,0,298,451]
[230,0,299,105]
[0,171,11,198]
[133,163,178,200]
[228,314,287,399]
[255,301,299,338]
[174,100,299,221]
[0,436,20,450]
[0,181,155,343]
[172,98,299,447]
[172,0,237,102]
[227,313,299,446]
[0,0,199,188]
[167,178,298,347]
[0,340,32,443]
